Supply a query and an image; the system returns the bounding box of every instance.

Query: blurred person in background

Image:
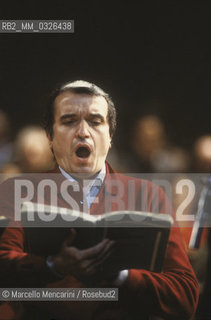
[130,115,166,172]
[128,114,190,173]
[0,126,55,181]
[193,135,211,173]
[13,126,55,173]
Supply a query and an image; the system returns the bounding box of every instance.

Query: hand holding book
[51,229,115,282]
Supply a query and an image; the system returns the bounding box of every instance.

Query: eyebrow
[60,113,77,121]
[88,113,105,121]
[60,113,105,121]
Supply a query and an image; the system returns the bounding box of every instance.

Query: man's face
[48,91,111,177]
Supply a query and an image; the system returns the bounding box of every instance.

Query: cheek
[51,136,65,154]
[99,133,111,151]
[52,131,74,156]
[53,128,72,144]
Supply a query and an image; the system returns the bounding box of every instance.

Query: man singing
[0,80,198,319]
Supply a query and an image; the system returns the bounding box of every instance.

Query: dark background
[0,0,210,153]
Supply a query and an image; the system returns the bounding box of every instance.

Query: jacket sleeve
[0,226,58,287]
[0,178,55,287]
[0,225,106,320]
[122,227,199,320]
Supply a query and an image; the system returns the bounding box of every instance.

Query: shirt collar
[59,164,106,195]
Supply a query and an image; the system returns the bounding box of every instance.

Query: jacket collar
[49,161,119,196]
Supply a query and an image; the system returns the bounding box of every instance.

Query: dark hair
[43,80,117,139]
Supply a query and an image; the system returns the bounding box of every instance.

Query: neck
[70,171,100,182]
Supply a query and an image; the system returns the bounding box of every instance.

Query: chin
[71,166,96,179]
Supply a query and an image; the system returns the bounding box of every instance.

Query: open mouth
[75,146,91,159]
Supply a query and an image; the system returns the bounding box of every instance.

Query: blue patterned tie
[86,178,102,209]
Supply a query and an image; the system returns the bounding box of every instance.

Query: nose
[76,120,90,139]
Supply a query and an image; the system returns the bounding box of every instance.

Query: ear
[109,137,112,149]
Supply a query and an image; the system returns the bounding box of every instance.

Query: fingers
[80,240,116,275]
[58,236,116,278]
[62,228,77,247]
[81,248,114,277]
[94,239,115,263]
[86,246,114,273]
[81,238,114,259]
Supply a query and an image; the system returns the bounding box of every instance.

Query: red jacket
[0,163,199,320]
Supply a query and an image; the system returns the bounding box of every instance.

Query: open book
[21,202,173,273]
